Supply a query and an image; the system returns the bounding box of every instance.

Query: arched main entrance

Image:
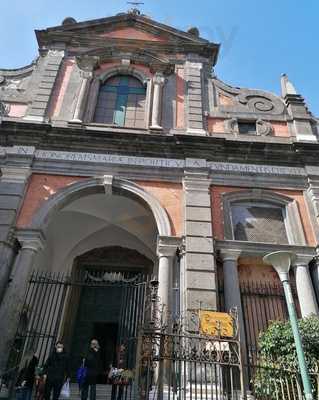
[1,176,179,378]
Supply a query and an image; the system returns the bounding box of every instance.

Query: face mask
[56,348,63,353]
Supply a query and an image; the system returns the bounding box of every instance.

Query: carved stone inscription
[208,161,306,176]
[0,146,307,177]
[35,149,185,168]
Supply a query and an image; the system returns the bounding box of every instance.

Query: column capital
[16,229,45,252]
[157,236,181,257]
[76,55,99,73]
[219,249,241,262]
[152,72,166,86]
[0,166,31,183]
[292,254,315,267]
[183,172,210,192]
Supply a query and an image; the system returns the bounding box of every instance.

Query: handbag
[60,380,70,399]
[76,360,87,387]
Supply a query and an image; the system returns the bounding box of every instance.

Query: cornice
[0,120,319,166]
[215,240,316,259]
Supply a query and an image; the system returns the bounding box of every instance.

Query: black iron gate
[135,304,244,400]
[5,271,245,400]
[6,269,150,377]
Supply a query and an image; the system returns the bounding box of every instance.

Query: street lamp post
[263,251,313,400]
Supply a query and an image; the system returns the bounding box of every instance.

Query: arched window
[223,190,306,245]
[93,75,146,128]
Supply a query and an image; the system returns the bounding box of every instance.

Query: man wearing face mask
[81,339,103,400]
[43,342,70,400]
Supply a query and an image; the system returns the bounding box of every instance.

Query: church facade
[0,9,319,381]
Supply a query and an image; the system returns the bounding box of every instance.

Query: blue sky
[1,0,318,115]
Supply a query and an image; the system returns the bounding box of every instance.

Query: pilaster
[0,229,45,374]
[70,55,99,123]
[183,166,216,330]
[150,72,166,130]
[185,61,205,135]
[305,173,319,241]
[25,50,65,122]
[0,166,32,304]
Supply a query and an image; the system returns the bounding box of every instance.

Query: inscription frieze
[0,146,307,177]
[208,161,306,176]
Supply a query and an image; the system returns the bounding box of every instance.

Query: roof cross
[127,1,144,7]
[127,1,144,15]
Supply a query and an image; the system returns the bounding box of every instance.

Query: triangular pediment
[35,12,219,63]
[99,27,168,43]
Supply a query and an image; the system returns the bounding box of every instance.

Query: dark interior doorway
[93,322,118,371]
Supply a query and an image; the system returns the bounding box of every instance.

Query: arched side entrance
[0,176,180,376]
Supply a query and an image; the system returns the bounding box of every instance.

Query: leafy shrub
[253,316,319,398]
[257,317,319,370]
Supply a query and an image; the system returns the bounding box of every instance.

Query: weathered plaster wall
[271,121,290,137]
[135,180,183,236]
[238,257,280,283]
[7,103,27,118]
[17,174,85,227]
[211,186,316,246]
[48,58,75,118]
[176,66,185,129]
[207,118,225,133]
[100,27,168,42]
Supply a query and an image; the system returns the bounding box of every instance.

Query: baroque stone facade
[0,10,319,380]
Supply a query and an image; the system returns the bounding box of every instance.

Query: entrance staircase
[69,384,115,400]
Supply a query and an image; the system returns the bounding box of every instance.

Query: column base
[150,125,163,131]
[68,118,83,124]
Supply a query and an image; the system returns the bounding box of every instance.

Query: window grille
[238,121,257,134]
[231,202,288,243]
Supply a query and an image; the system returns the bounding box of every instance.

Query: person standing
[81,339,103,400]
[16,353,38,400]
[43,342,70,400]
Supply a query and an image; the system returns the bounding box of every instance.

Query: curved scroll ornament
[238,94,275,113]
[256,119,273,136]
[212,78,286,116]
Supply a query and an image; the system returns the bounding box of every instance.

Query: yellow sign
[199,311,234,338]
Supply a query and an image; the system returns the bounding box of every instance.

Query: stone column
[220,249,249,391]
[150,73,165,130]
[0,166,32,304]
[70,55,99,123]
[220,250,246,344]
[311,253,319,305]
[293,255,319,317]
[156,236,179,321]
[0,229,45,374]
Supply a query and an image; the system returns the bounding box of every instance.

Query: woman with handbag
[43,342,70,400]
